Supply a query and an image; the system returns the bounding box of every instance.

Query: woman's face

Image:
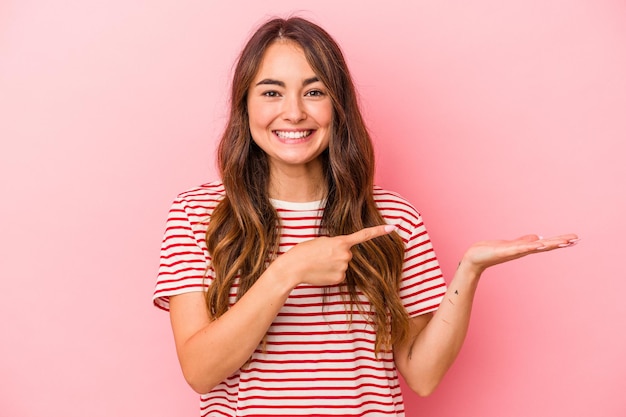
[247,40,333,175]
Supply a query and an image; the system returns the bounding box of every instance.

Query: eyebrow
[255,76,320,87]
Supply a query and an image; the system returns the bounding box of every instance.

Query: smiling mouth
[274,130,313,139]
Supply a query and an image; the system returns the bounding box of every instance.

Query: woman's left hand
[461,233,579,276]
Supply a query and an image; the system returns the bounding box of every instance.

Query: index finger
[343,224,397,247]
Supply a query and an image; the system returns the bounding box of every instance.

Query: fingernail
[558,243,571,248]
[538,235,544,240]
[384,225,397,233]
[569,238,580,244]
[536,245,548,250]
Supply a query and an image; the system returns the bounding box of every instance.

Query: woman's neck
[268,163,326,202]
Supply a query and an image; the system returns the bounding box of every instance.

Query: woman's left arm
[394,233,579,396]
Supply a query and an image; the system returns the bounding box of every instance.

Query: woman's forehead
[252,41,318,82]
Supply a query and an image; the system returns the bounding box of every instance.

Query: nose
[282,94,306,123]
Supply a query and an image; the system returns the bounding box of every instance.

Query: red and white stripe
[154,181,447,416]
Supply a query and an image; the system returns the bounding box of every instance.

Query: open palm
[462,233,579,275]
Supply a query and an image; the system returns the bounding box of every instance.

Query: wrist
[263,260,300,294]
[455,257,483,287]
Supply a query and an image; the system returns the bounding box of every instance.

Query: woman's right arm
[168,224,394,394]
[169,266,296,394]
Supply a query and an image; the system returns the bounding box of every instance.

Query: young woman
[153,17,578,416]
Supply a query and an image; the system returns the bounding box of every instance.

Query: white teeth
[275,130,312,139]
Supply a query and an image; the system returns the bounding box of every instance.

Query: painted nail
[558,243,571,248]
[568,238,580,244]
[384,225,398,233]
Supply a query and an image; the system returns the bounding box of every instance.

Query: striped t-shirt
[153,181,447,416]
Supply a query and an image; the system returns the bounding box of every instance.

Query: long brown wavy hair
[205,17,410,354]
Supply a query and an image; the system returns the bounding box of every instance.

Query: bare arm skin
[169,224,397,394]
[394,233,579,396]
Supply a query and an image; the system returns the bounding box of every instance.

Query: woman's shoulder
[175,180,225,203]
[373,185,420,212]
[373,185,423,227]
[168,180,226,220]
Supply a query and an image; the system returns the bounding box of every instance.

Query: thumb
[517,234,542,242]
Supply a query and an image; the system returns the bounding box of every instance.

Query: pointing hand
[269,224,397,287]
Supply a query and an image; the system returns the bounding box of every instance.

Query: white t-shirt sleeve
[153,197,210,311]
[397,214,447,317]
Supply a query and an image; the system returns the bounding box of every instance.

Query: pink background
[1,1,624,416]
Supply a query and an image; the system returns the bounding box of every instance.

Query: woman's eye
[263,91,280,97]
[305,90,324,97]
